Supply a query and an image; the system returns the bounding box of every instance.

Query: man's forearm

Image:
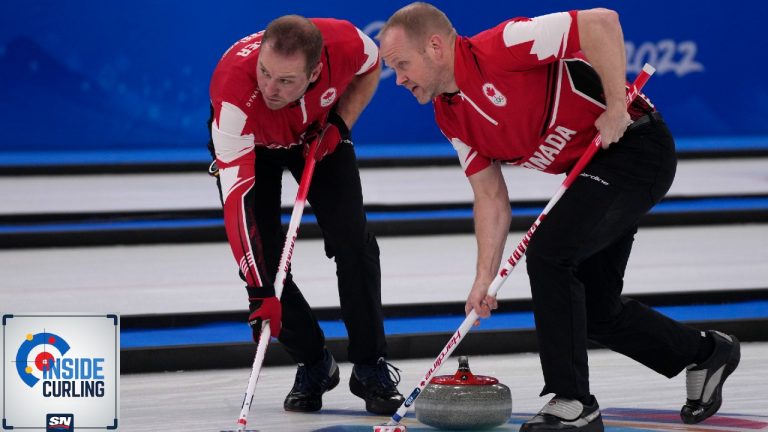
[469,164,512,286]
[333,64,382,128]
[473,194,512,285]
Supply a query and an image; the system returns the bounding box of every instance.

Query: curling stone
[415,356,511,430]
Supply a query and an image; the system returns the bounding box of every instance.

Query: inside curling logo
[16,331,105,397]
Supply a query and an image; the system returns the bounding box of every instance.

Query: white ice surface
[2,158,767,214]
[1,224,766,315]
[117,343,768,431]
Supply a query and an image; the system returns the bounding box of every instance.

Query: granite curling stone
[415,356,512,430]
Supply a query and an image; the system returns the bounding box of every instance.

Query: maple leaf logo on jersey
[320,88,337,107]
[482,83,507,107]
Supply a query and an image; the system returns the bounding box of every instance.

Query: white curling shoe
[520,396,604,432]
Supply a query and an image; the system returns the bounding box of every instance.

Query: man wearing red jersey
[207,15,404,415]
[379,3,739,430]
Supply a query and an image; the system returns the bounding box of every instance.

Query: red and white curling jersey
[434,11,654,177]
[208,18,379,288]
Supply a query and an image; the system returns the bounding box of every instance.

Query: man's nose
[265,79,278,95]
[395,72,408,86]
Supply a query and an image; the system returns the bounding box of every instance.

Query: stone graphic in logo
[16,332,70,388]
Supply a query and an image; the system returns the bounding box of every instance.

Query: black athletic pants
[210,137,387,366]
[525,114,703,400]
[251,143,386,366]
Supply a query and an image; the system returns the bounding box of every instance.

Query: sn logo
[46,413,74,431]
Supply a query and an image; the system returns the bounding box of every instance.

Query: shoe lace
[374,358,402,391]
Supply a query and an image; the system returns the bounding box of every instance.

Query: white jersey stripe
[548,61,564,128]
[239,184,262,287]
[459,92,499,125]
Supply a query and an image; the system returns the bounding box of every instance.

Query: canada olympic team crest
[1,313,119,430]
[482,83,507,107]
[320,87,337,107]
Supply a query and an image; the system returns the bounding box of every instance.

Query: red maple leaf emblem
[322,91,334,101]
[485,86,496,97]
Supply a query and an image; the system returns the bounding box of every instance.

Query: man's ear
[309,62,323,83]
[427,34,445,60]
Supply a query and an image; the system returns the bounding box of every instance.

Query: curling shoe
[350,357,405,415]
[681,331,740,424]
[520,396,604,432]
[283,348,340,412]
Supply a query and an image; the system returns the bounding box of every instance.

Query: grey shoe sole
[519,413,604,431]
